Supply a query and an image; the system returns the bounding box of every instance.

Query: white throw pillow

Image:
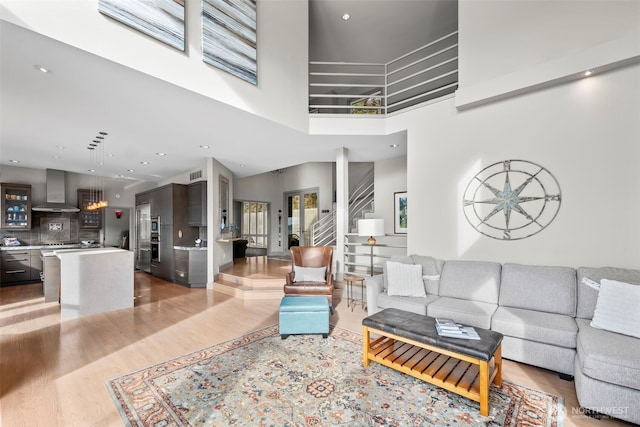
[293,266,326,283]
[386,261,426,297]
[590,279,640,339]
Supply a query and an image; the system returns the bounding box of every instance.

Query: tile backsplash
[0,211,100,245]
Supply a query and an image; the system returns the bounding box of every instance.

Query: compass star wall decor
[462,160,561,240]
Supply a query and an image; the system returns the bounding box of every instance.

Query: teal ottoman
[279,296,330,339]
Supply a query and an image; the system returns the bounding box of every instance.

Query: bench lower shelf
[362,326,502,416]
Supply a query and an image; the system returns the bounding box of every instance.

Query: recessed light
[582,70,593,77]
[116,174,125,178]
[389,144,399,148]
[200,145,210,149]
[342,13,351,21]
[56,145,65,149]
[140,161,150,165]
[156,152,166,156]
[34,64,51,74]
[127,169,135,172]
[88,169,96,173]
[9,159,20,163]
[240,164,246,168]
[107,154,114,157]
[53,155,61,159]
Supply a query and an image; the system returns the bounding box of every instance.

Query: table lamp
[358,219,385,275]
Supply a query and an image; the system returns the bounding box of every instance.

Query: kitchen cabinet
[188,181,207,226]
[1,183,31,229]
[0,249,44,285]
[174,248,207,287]
[30,249,43,281]
[77,189,103,229]
[136,184,198,283]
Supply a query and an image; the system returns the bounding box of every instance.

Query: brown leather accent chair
[284,246,334,306]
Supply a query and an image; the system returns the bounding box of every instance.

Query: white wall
[373,156,407,236]
[458,0,640,88]
[0,0,310,133]
[234,162,334,254]
[388,63,640,269]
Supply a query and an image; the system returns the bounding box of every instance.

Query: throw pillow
[293,266,326,283]
[590,279,640,339]
[386,261,426,297]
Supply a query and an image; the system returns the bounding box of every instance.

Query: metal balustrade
[309,31,458,115]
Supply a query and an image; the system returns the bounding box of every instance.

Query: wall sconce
[115,210,122,219]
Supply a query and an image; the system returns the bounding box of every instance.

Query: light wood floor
[0,258,631,427]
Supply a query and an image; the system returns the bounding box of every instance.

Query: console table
[362,308,503,416]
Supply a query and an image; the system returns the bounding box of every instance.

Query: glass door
[285,189,318,248]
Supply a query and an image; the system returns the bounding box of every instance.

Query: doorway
[284,189,319,248]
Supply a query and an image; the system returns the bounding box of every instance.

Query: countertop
[1,244,101,251]
[174,246,208,251]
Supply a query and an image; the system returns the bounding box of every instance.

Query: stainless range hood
[32,169,80,213]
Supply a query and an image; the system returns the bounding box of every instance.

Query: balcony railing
[309,31,458,115]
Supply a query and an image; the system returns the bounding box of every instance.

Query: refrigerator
[135,204,151,273]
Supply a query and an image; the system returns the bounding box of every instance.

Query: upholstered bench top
[280,296,330,312]
[362,308,503,361]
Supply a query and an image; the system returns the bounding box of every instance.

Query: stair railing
[310,166,375,247]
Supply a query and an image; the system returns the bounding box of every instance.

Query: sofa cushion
[499,263,576,316]
[576,318,640,390]
[411,254,443,295]
[438,260,501,304]
[491,306,577,349]
[382,255,414,291]
[377,293,438,316]
[576,266,640,320]
[386,261,426,297]
[426,297,497,329]
[590,279,640,339]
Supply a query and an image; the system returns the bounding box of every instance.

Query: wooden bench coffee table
[362,308,503,416]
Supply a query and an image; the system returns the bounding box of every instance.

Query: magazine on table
[435,318,481,340]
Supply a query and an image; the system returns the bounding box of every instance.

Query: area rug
[106,325,564,426]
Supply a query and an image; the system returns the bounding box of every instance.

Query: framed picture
[98,0,185,51]
[394,191,407,234]
[202,0,257,84]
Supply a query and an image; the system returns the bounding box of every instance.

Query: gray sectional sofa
[365,255,640,424]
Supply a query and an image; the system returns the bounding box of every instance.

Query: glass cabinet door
[1,183,32,229]
[77,189,103,229]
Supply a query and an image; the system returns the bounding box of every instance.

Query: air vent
[189,170,203,181]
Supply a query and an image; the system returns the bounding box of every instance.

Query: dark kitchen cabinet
[77,189,103,229]
[187,181,207,226]
[174,248,207,287]
[1,183,31,230]
[1,249,31,285]
[136,184,198,283]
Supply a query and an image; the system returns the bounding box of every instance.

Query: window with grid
[242,202,268,248]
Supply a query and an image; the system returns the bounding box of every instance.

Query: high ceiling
[0,1,457,186]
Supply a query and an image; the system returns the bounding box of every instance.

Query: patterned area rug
[106,325,564,426]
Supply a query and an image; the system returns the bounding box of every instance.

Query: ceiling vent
[189,170,203,182]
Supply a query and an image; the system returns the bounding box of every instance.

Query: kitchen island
[43,247,133,320]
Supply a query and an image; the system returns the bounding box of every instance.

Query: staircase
[311,167,375,246]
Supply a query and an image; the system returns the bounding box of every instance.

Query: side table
[344,276,366,311]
